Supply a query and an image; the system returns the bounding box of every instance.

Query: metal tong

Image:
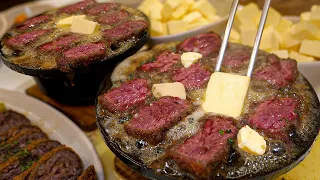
[215,0,271,77]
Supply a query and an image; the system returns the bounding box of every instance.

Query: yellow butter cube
[183,11,203,23]
[162,3,173,21]
[269,50,289,59]
[191,0,217,20]
[202,72,250,118]
[289,51,315,62]
[171,3,190,19]
[276,18,293,33]
[187,18,209,30]
[229,29,240,43]
[181,52,203,68]
[260,26,281,51]
[152,82,186,99]
[236,3,259,29]
[167,20,188,35]
[240,26,257,46]
[310,5,320,28]
[281,34,300,50]
[237,125,267,155]
[265,7,282,27]
[164,0,181,9]
[71,18,97,35]
[149,1,163,20]
[150,19,167,36]
[291,21,320,40]
[138,0,161,16]
[299,40,320,58]
[56,15,86,26]
[300,11,311,21]
[207,15,221,22]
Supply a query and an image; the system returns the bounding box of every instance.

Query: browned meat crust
[77,165,97,180]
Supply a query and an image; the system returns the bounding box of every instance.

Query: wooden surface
[26,85,97,131]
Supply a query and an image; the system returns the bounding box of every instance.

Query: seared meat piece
[99,79,150,113]
[5,29,51,49]
[16,15,52,30]
[0,125,42,143]
[85,3,118,15]
[125,96,191,144]
[77,165,97,180]
[96,10,129,25]
[0,110,30,134]
[170,117,237,176]
[58,0,95,14]
[0,140,61,180]
[139,51,181,73]
[14,146,83,180]
[0,130,48,164]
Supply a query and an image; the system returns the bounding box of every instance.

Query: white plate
[0,88,104,180]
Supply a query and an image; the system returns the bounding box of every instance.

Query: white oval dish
[0,88,104,180]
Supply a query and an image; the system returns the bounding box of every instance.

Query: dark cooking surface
[96,32,320,179]
[0,0,149,73]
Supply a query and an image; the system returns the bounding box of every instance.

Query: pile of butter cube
[230,3,320,62]
[138,0,221,36]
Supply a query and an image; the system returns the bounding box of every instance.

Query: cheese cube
[269,50,289,59]
[229,29,240,43]
[191,0,217,20]
[289,51,315,62]
[202,72,250,118]
[276,18,293,33]
[171,3,190,19]
[265,7,282,27]
[310,5,320,28]
[150,19,167,36]
[240,26,257,46]
[56,15,86,26]
[149,1,163,20]
[237,125,267,155]
[183,11,203,23]
[71,18,97,35]
[167,20,188,35]
[181,52,203,68]
[299,40,320,58]
[152,82,186,99]
[236,3,259,28]
[187,18,209,30]
[260,26,281,51]
[291,21,320,40]
[300,12,311,21]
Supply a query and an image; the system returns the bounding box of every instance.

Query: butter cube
[149,1,163,20]
[152,82,186,99]
[289,51,315,62]
[181,52,202,68]
[207,15,221,22]
[265,7,282,27]
[162,3,173,21]
[300,12,311,21]
[269,50,289,59]
[310,5,320,28]
[167,20,188,35]
[191,0,217,20]
[71,18,97,35]
[138,0,161,16]
[187,18,209,30]
[237,125,267,155]
[276,18,293,33]
[260,26,281,51]
[299,40,320,58]
[229,29,240,43]
[171,3,190,19]
[291,21,320,40]
[202,72,250,118]
[183,11,203,23]
[281,34,300,50]
[164,0,181,9]
[56,15,86,26]
[240,26,256,46]
[236,3,259,28]
[150,19,167,36]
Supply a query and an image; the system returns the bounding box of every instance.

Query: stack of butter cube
[230,3,320,62]
[138,0,221,36]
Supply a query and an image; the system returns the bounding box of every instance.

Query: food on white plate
[138,0,221,36]
[231,3,320,62]
[96,31,320,179]
[0,103,97,180]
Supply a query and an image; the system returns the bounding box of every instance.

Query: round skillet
[0,0,149,104]
[96,32,320,179]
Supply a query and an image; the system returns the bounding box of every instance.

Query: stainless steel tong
[215,0,271,76]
